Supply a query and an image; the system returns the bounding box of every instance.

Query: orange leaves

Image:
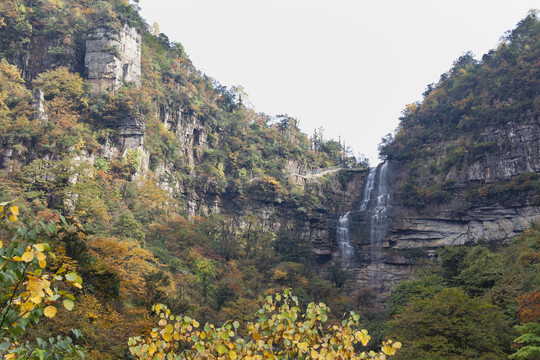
[517,291,540,323]
[87,236,163,298]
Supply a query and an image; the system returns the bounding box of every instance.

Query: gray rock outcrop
[85,24,141,92]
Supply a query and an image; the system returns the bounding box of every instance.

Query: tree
[0,200,85,359]
[129,289,401,359]
[193,257,216,306]
[386,273,446,316]
[387,287,507,360]
[510,323,540,360]
[510,291,540,360]
[454,246,503,297]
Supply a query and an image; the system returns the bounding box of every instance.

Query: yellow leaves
[21,247,35,262]
[9,206,18,222]
[298,341,309,353]
[0,203,19,222]
[381,340,402,356]
[163,331,172,342]
[27,275,51,303]
[355,329,371,346]
[36,251,47,268]
[44,305,57,318]
[34,243,45,252]
[130,292,401,360]
[1,211,87,355]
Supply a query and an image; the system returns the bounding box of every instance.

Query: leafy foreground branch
[0,200,85,359]
[129,289,401,359]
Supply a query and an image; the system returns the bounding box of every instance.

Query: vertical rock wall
[84,24,141,92]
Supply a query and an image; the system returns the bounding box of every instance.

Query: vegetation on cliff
[0,1,538,359]
[379,11,539,161]
[379,11,539,208]
[0,1,367,358]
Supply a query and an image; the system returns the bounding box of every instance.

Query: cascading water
[368,162,390,262]
[336,212,354,267]
[335,162,390,269]
[356,162,391,261]
[359,167,377,211]
[353,162,390,289]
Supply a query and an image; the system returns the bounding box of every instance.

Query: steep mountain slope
[0,1,539,358]
[0,1,367,357]
[343,11,540,297]
[383,11,540,248]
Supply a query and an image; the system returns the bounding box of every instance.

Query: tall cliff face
[310,13,540,299]
[388,116,540,251]
[85,25,142,92]
[311,118,540,300]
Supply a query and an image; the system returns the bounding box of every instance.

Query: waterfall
[359,162,390,261]
[359,167,376,211]
[335,162,390,269]
[336,212,354,267]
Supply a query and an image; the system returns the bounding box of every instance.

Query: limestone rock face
[85,25,141,92]
[19,35,82,82]
[159,105,210,169]
[303,118,540,301]
[464,120,540,182]
[387,118,540,250]
[31,89,47,121]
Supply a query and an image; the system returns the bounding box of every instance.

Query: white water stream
[336,212,354,267]
[336,162,390,267]
[367,162,390,262]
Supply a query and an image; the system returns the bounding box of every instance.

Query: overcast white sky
[138,0,538,165]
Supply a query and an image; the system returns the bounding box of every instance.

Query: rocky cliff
[311,13,540,299]
[387,116,540,247]
[85,25,142,92]
[309,117,540,301]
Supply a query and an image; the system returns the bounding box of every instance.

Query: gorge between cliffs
[0,2,538,358]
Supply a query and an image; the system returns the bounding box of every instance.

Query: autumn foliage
[129,289,401,360]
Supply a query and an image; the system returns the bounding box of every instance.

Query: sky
[138,0,538,165]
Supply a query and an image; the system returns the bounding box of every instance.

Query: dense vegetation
[0,1,538,359]
[379,11,540,209]
[379,11,539,161]
[0,1,367,358]
[385,225,539,359]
